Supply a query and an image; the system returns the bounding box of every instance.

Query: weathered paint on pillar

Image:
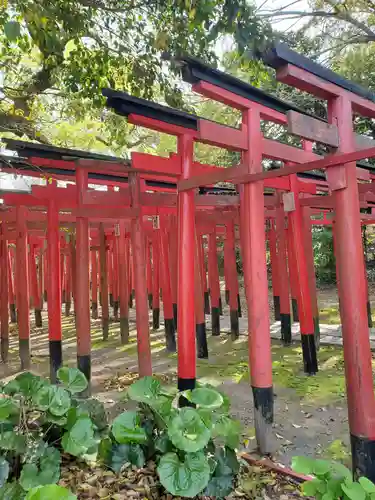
[129,173,152,376]
[177,134,196,392]
[99,223,109,340]
[16,206,31,370]
[241,108,273,454]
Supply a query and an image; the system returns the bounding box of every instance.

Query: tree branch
[77,0,145,13]
[0,112,50,144]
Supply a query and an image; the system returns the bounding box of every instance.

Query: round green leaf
[111,411,147,444]
[4,21,20,42]
[157,451,210,498]
[34,386,71,416]
[0,430,26,453]
[127,376,161,403]
[359,476,375,494]
[57,368,88,394]
[62,417,95,457]
[168,407,211,452]
[301,478,324,496]
[191,388,223,409]
[341,480,366,500]
[0,398,18,423]
[0,481,24,500]
[76,398,107,430]
[291,456,316,475]
[212,415,241,450]
[111,443,145,473]
[25,484,77,500]
[0,457,9,488]
[205,475,234,497]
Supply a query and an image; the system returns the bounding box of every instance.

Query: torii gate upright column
[16,206,30,370]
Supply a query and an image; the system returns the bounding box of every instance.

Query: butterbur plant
[292,456,375,500]
[99,376,242,498]
[0,367,105,499]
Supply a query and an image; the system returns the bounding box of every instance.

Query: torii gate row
[102,44,375,479]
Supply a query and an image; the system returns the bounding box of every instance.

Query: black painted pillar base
[292,298,299,323]
[77,354,91,398]
[34,309,42,328]
[273,296,281,321]
[301,334,318,375]
[9,303,16,324]
[219,297,223,315]
[109,293,114,308]
[164,318,176,353]
[351,434,375,482]
[92,301,98,320]
[120,317,129,344]
[204,291,210,315]
[1,338,9,363]
[62,289,66,304]
[225,289,230,305]
[314,316,321,351]
[99,292,102,307]
[113,300,119,320]
[148,293,153,310]
[178,377,196,407]
[367,301,373,328]
[230,310,239,340]
[211,307,220,336]
[102,318,109,341]
[128,293,133,309]
[280,313,292,345]
[237,294,242,318]
[153,308,160,330]
[173,303,178,330]
[252,386,274,454]
[196,323,208,359]
[43,290,47,302]
[19,338,30,370]
[49,340,62,384]
[65,301,71,317]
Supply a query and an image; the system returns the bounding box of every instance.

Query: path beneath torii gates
[0,295,363,469]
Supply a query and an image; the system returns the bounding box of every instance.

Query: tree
[0,0,271,149]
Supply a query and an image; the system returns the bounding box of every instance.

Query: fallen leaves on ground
[104,372,176,392]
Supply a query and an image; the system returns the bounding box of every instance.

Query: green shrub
[292,456,375,499]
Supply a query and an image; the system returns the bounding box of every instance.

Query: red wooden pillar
[8,249,16,323]
[112,236,119,320]
[286,222,299,322]
[0,227,9,362]
[30,242,42,327]
[152,230,160,329]
[75,168,91,393]
[199,236,210,314]
[328,96,375,477]
[108,244,114,309]
[131,249,135,305]
[16,206,30,370]
[240,108,273,453]
[169,216,178,328]
[302,207,320,348]
[289,174,318,374]
[223,236,230,306]
[276,198,292,344]
[118,222,129,344]
[128,249,133,308]
[43,248,48,302]
[65,249,72,316]
[195,232,208,358]
[99,223,109,340]
[146,239,153,309]
[268,220,281,321]
[208,230,221,336]
[91,249,98,319]
[225,222,240,339]
[177,134,196,391]
[70,235,76,316]
[38,250,44,311]
[160,224,176,352]
[129,173,152,376]
[47,199,62,382]
[61,251,66,304]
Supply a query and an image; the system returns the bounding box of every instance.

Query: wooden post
[108,244,114,308]
[200,236,210,314]
[268,220,281,321]
[16,206,31,370]
[129,172,152,376]
[195,231,208,358]
[146,240,153,309]
[61,251,66,304]
[208,230,221,336]
[177,134,196,392]
[152,231,160,329]
[286,222,299,322]
[118,222,129,344]
[8,250,16,323]
[0,226,9,362]
[65,248,72,316]
[225,222,240,340]
[241,108,273,454]
[30,242,42,327]
[160,224,176,352]
[99,223,109,340]
[112,237,119,321]
[47,199,62,383]
[75,168,91,394]
[169,216,178,329]
[91,249,98,319]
